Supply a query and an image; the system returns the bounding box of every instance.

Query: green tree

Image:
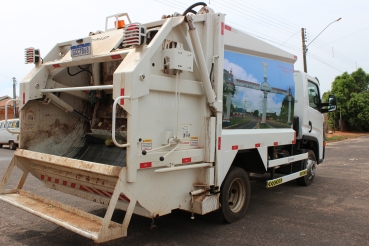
[329,68,369,131]
[347,92,369,131]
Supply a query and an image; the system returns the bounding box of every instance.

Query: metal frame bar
[155,163,212,173]
[41,85,113,93]
[268,153,308,168]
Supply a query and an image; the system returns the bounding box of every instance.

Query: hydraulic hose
[182,2,207,16]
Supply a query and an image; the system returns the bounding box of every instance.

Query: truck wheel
[9,141,16,150]
[220,166,250,223]
[297,150,316,186]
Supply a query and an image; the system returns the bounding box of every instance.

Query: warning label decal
[182,124,191,139]
[190,137,198,146]
[141,139,152,150]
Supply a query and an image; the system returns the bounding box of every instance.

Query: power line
[217,21,349,74]
[230,0,299,33]
[316,26,369,48]
[303,29,360,68]
[0,73,12,80]
[153,0,358,75]
[219,0,361,71]
[231,0,301,30]
[210,1,297,36]
[226,20,288,43]
[306,37,359,69]
[308,53,345,73]
[278,30,300,48]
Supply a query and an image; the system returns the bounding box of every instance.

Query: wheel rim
[227,178,246,213]
[306,158,317,180]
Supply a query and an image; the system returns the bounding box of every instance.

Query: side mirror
[328,95,337,112]
[320,94,337,113]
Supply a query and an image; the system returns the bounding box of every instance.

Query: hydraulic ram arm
[186,15,218,112]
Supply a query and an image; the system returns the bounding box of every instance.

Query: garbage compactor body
[0,6,301,243]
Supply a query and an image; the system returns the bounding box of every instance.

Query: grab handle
[112,96,131,148]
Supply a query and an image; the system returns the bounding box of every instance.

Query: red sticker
[182,158,191,163]
[140,162,152,169]
[274,142,278,146]
[255,143,260,148]
[232,145,238,150]
[221,22,224,35]
[120,88,125,105]
[111,54,122,59]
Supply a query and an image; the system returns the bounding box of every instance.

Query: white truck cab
[294,71,336,164]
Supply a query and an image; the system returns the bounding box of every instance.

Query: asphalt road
[236,119,258,129]
[0,137,369,246]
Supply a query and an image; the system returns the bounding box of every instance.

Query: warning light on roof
[114,20,125,29]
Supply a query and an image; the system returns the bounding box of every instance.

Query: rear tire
[297,150,316,186]
[9,141,16,150]
[220,166,251,223]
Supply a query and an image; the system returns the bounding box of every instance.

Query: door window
[308,81,320,110]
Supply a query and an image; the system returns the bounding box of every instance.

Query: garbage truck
[0,2,336,243]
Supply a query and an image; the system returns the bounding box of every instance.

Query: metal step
[0,190,121,241]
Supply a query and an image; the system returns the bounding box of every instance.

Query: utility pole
[301,28,307,73]
[301,18,341,74]
[12,77,17,118]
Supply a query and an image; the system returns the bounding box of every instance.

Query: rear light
[24,47,40,64]
[122,23,146,47]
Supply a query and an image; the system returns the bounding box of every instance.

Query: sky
[1,0,368,98]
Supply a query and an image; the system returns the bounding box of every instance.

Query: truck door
[307,80,324,161]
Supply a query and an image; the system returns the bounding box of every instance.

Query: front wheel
[220,166,251,223]
[297,150,316,186]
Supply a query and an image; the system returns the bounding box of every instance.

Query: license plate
[71,43,91,57]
